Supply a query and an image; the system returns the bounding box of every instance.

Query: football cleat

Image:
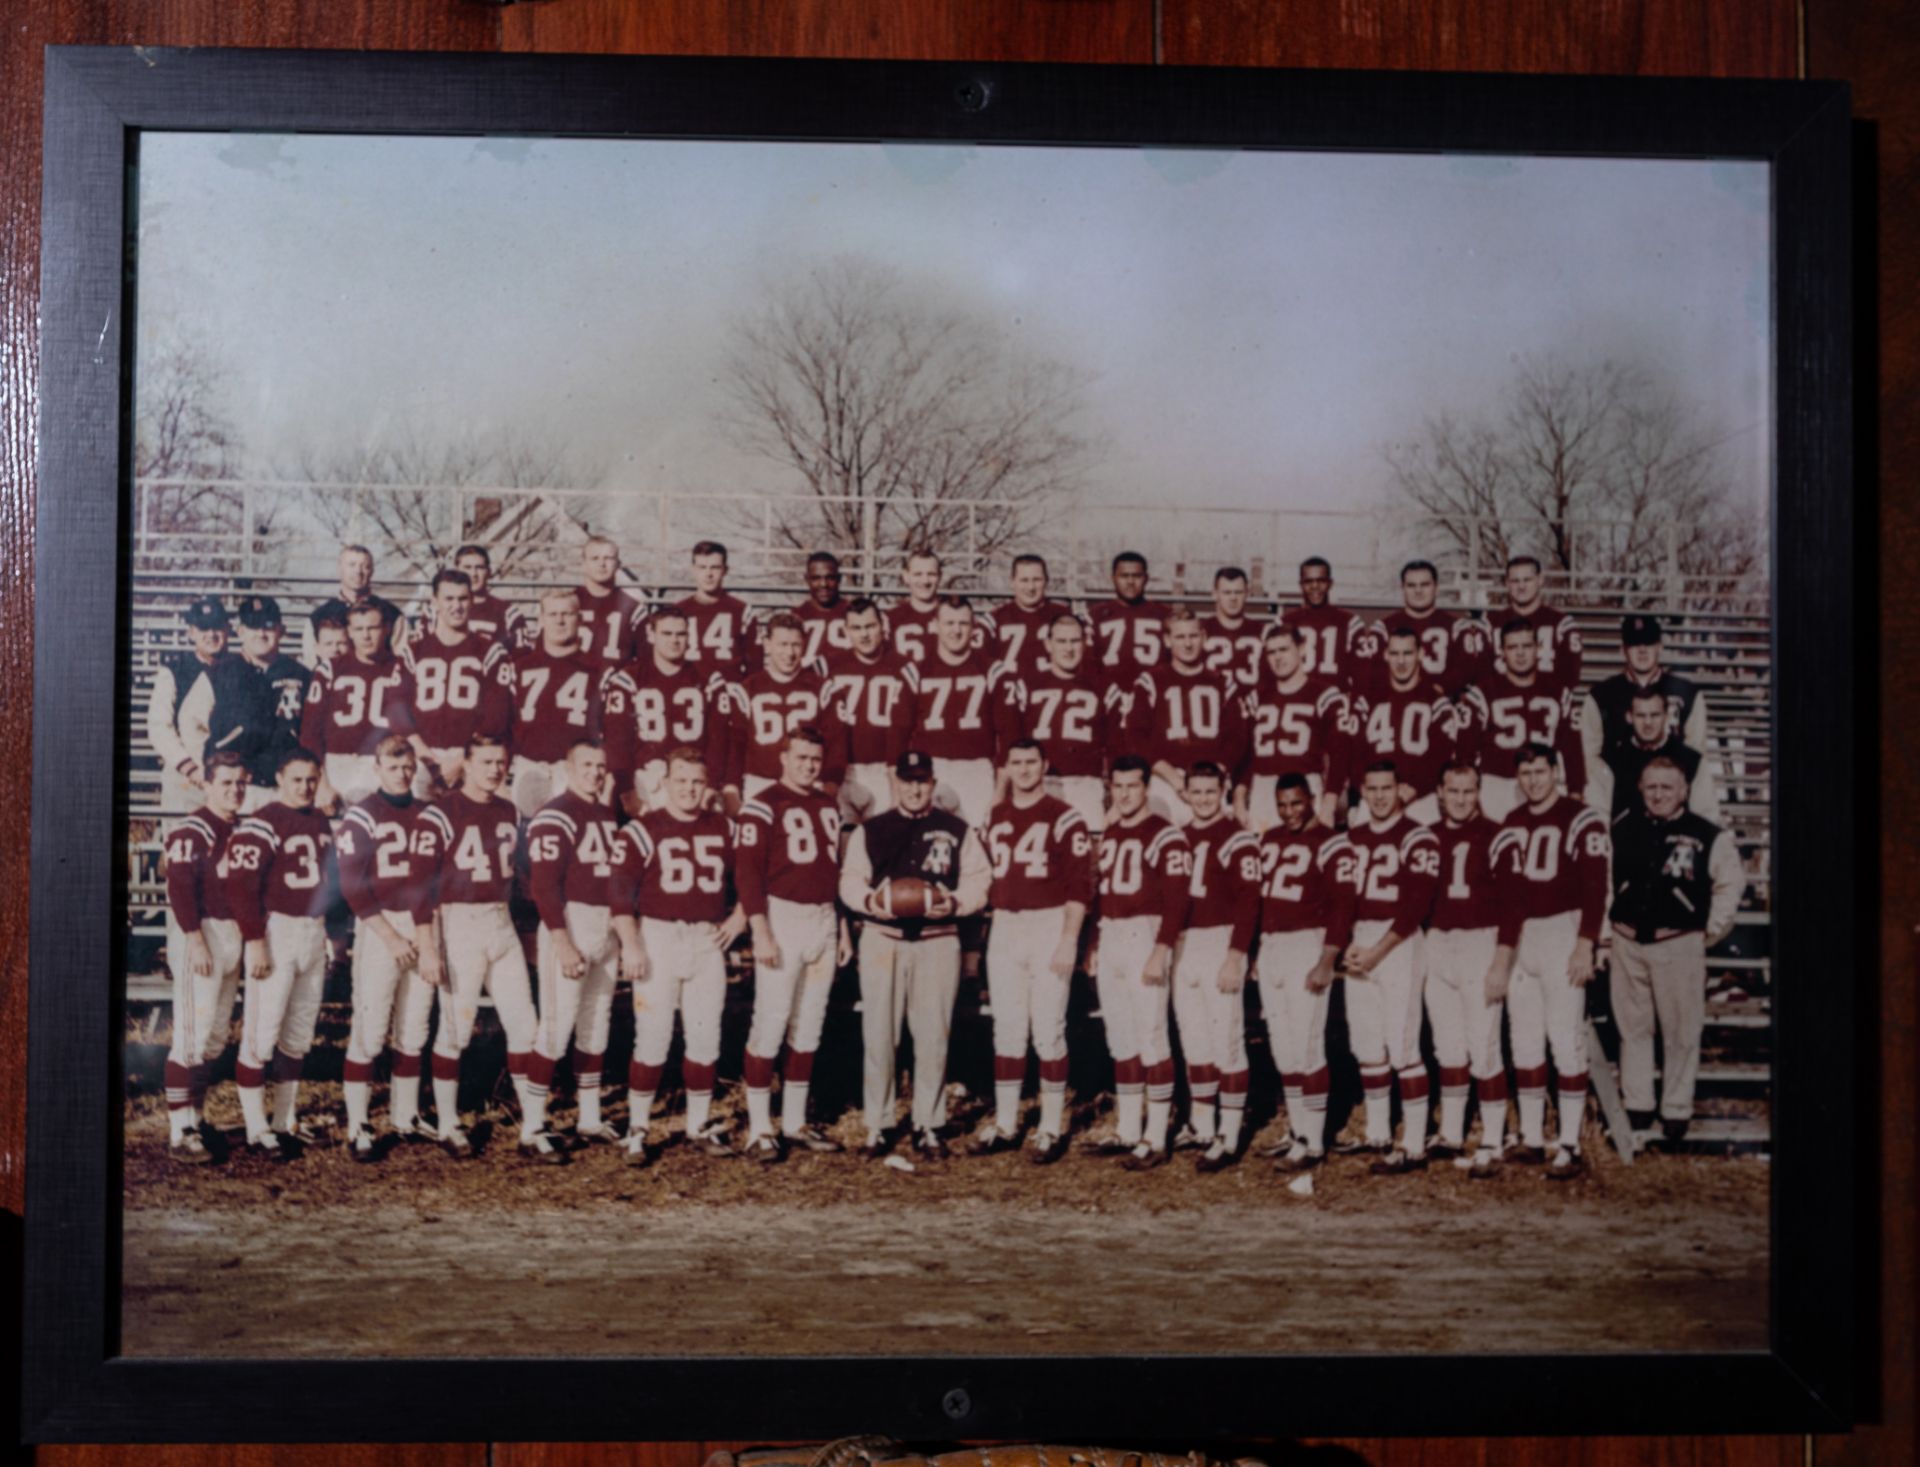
[693,1121,735,1158]
[281,1123,325,1149]
[1077,1130,1130,1157]
[1257,1134,1299,1158]
[1169,1123,1206,1152]
[439,1126,474,1161]
[398,1118,445,1145]
[1195,1138,1238,1173]
[966,1126,1019,1157]
[745,1133,785,1167]
[783,1124,843,1154]
[519,1131,571,1165]
[1660,1118,1692,1147]
[1467,1147,1504,1179]
[913,1129,949,1161]
[1546,1145,1586,1181]
[1333,1136,1391,1157]
[1507,1143,1548,1166]
[246,1130,292,1163]
[1368,1147,1429,1176]
[860,1136,895,1162]
[170,1130,214,1166]
[1027,1131,1068,1166]
[346,1126,378,1164]
[1273,1140,1325,1173]
[623,1139,653,1170]
[1427,1137,1464,1159]
[1121,1141,1171,1172]
[573,1122,623,1147]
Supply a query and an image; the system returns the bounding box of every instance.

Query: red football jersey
[734,783,842,913]
[984,794,1095,912]
[507,644,608,763]
[1183,816,1263,952]
[992,599,1073,677]
[719,663,837,789]
[1199,613,1270,690]
[1490,795,1610,945]
[1490,603,1584,688]
[225,802,336,939]
[1430,814,1501,933]
[164,807,235,930]
[1257,823,1351,942]
[670,592,761,682]
[1095,813,1190,945]
[1279,603,1364,686]
[1249,672,1350,785]
[575,585,649,668]
[1121,661,1252,777]
[897,648,1020,764]
[335,791,441,924]
[395,633,513,751]
[418,790,521,907]
[467,590,530,649]
[1349,676,1460,795]
[525,788,623,927]
[1014,665,1118,781]
[1458,670,1586,789]
[611,807,735,925]
[1335,814,1441,937]
[298,652,405,756]
[1085,598,1170,681]
[793,598,859,666]
[602,657,724,784]
[1363,607,1492,699]
[887,600,943,664]
[824,647,912,767]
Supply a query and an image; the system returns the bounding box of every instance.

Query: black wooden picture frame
[24,46,1855,1442]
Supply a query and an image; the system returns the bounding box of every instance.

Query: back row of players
[150,538,1736,1178]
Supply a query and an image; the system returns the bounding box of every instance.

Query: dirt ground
[120,1080,1769,1359]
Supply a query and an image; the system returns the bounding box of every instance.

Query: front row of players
[164,725,1632,1180]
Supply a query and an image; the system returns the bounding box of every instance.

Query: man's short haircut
[1363,759,1399,779]
[1299,555,1331,576]
[666,744,709,771]
[346,600,387,623]
[1012,553,1049,577]
[1275,772,1311,794]
[375,732,414,761]
[1386,628,1420,647]
[787,724,827,752]
[1047,611,1084,635]
[1630,686,1669,708]
[1163,606,1203,629]
[465,733,508,757]
[1112,551,1148,573]
[1640,755,1687,781]
[277,746,322,776]
[1111,754,1151,780]
[1402,559,1438,582]
[907,547,942,568]
[1517,740,1558,766]
[691,540,728,562]
[206,751,249,777]
[846,596,881,619]
[764,611,804,637]
[1499,617,1537,644]
[1270,624,1306,647]
[566,737,604,759]
[453,543,491,568]
[1440,760,1482,784]
[806,550,841,571]
[1214,565,1249,586]
[647,604,689,626]
[1004,738,1046,762]
[313,609,349,633]
[1186,760,1226,785]
[938,594,972,613]
[1506,554,1542,574]
[340,543,374,563]
[431,568,473,597]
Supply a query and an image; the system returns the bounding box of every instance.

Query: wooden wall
[1,1,1910,1464]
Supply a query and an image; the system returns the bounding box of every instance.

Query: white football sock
[1363,1091,1392,1145]
[1558,1089,1585,1148]
[1402,1095,1430,1158]
[746,1087,773,1140]
[628,1090,656,1141]
[1039,1083,1065,1137]
[684,1088,710,1136]
[1481,1096,1508,1151]
[1145,1097,1172,1150]
[1115,1087,1144,1145]
[578,1084,602,1133]
[390,1073,421,1131]
[1190,1100,1217,1142]
[1440,1093,1468,1147]
[781,1081,810,1136]
[1519,1093,1546,1148]
[1221,1102,1245,1152]
[238,1084,269,1141]
[344,1080,371,1133]
[271,1081,299,1132]
[432,1076,461,1135]
[995,1081,1020,1134]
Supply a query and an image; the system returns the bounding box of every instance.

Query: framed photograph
[25,47,1854,1441]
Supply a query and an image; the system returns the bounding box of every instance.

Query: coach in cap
[176,594,312,809]
[1607,756,1745,1146]
[146,594,237,814]
[1580,613,1711,810]
[839,749,991,1162]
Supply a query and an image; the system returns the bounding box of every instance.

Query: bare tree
[718,256,1094,587]
[133,335,273,573]
[1382,356,1764,609]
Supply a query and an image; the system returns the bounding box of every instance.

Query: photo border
[25,46,1855,1441]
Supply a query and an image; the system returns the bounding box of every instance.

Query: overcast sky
[135,132,1770,532]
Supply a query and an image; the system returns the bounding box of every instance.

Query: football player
[1490,555,1582,687]
[890,547,986,663]
[506,589,608,818]
[603,605,726,817]
[160,751,250,1162]
[308,544,404,661]
[669,539,762,682]
[224,748,336,1158]
[396,568,513,798]
[301,601,406,812]
[416,736,540,1160]
[1198,565,1269,690]
[1121,607,1251,828]
[333,735,444,1160]
[734,727,851,1161]
[1457,619,1585,822]
[1423,762,1508,1169]
[1588,685,1721,821]
[573,535,649,668]
[827,597,912,823]
[1279,556,1365,687]
[611,747,746,1165]
[1169,762,1262,1171]
[719,611,839,808]
[1334,761,1442,1172]
[1362,560,1490,699]
[146,595,235,815]
[793,550,860,665]
[521,740,625,1160]
[991,553,1072,677]
[1085,551,1169,688]
[896,596,1021,828]
[1253,774,1351,1172]
[1240,624,1349,832]
[1086,756,1192,1169]
[1487,742,1611,1179]
[978,740,1094,1162]
[1348,628,1459,825]
[1012,612,1116,833]
[177,593,311,812]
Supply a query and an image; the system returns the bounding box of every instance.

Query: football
[879,875,933,919]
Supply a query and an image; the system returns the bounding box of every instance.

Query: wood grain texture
[1163,0,1798,75]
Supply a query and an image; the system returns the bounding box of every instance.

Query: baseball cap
[182,595,228,630]
[1621,614,1663,646]
[895,750,935,782]
[236,593,284,629]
